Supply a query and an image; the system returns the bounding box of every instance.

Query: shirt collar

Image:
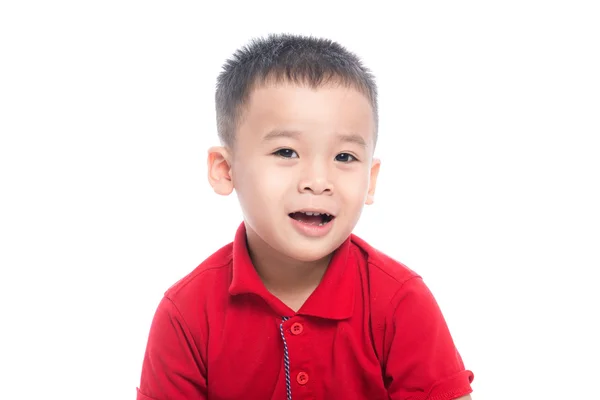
[229,222,356,320]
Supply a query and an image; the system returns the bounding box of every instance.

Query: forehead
[237,82,376,146]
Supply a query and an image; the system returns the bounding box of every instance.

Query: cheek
[234,161,292,204]
[263,168,294,191]
[337,170,370,199]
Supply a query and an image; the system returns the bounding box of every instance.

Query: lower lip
[289,217,335,237]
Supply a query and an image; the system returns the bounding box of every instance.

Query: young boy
[136,34,474,400]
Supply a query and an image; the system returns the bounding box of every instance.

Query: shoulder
[350,234,422,297]
[350,234,444,325]
[163,241,233,313]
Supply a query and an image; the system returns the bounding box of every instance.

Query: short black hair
[215,34,378,148]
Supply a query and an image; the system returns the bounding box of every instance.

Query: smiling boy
[137,34,474,400]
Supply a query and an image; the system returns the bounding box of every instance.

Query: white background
[1,1,599,399]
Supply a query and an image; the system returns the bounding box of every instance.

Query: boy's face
[209,82,380,262]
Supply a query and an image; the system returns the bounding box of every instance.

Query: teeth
[303,212,330,217]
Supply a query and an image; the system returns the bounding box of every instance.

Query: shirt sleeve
[137,296,208,400]
[384,277,474,400]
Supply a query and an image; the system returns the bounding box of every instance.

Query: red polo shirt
[137,223,473,400]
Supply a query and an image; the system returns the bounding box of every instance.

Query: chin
[280,235,346,263]
[245,217,352,263]
[284,247,333,263]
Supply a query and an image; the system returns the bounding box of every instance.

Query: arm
[137,297,208,400]
[384,278,474,400]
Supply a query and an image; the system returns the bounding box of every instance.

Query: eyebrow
[338,133,368,148]
[262,130,302,141]
[262,130,368,148]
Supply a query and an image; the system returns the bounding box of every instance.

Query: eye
[335,153,357,163]
[273,148,299,159]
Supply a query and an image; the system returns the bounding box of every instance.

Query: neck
[245,228,331,298]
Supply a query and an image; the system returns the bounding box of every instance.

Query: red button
[296,371,309,385]
[290,322,303,335]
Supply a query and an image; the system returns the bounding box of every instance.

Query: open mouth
[288,211,335,226]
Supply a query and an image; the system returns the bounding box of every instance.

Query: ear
[207,146,234,196]
[365,158,381,205]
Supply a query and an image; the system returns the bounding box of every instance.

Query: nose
[298,162,334,195]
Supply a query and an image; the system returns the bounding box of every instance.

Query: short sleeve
[137,296,207,400]
[384,277,474,400]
